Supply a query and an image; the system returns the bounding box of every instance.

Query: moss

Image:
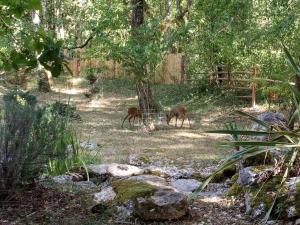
[296,182,300,216]
[138,155,150,163]
[248,177,281,209]
[226,183,245,196]
[112,179,157,204]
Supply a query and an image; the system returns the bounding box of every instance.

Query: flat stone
[74,181,97,190]
[52,175,73,184]
[134,188,188,220]
[127,175,168,187]
[88,163,144,177]
[144,166,194,179]
[93,186,116,203]
[170,179,201,193]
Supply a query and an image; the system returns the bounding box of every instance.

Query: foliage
[45,101,82,122]
[0,1,71,77]
[3,88,37,107]
[0,90,80,197]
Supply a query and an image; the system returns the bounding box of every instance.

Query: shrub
[0,90,80,200]
[46,101,82,121]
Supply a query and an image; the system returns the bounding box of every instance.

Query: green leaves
[281,42,300,77]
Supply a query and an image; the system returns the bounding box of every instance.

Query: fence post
[251,65,257,107]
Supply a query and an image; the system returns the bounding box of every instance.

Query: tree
[131,0,159,117]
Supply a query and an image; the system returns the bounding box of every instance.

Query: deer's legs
[122,115,129,128]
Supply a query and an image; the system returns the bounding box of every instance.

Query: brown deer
[121,107,142,128]
[166,105,191,128]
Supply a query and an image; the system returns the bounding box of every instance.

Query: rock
[52,175,73,184]
[295,218,300,225]
[286,206,297,219]
[80,140,98,151]
[144,166,194,179]
[251,202,265,219]
[93,186,116,203]
[251,112,287,140]
[127,175,168,187]
[170,179,201,193]
[128,154,150,166]
[237,166,273,186]
[88,163,144,178]
[134,188,188,220]
[112,179,157,203]
[73,181,98,191]
[115,200,134,221]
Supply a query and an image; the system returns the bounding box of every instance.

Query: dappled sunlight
[52,87,87,95]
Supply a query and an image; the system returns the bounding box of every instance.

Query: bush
[3,88,37,107]
[0,90,80,199]
[46,101,82,121]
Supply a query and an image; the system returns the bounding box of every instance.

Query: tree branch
[64,35,94,50]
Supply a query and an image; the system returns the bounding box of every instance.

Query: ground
[0,77,268,225]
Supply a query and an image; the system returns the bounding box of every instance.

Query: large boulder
[134,188,188,220]
[88,163,144,178]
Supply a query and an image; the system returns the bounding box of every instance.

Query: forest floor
[0,77,272,225]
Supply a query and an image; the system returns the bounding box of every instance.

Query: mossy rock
[296,182,300,216]
[226,182,245,196]
[249,177,281,208]
[212,164,236,183]
[112,179,157,204]
[242,152,272,167]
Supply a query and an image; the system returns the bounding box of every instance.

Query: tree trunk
[131,0,158,116]
[136,81,159,116]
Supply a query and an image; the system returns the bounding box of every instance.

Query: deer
[121,107,142,128]
[166,105,191,128]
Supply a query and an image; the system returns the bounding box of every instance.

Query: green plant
[0,90,81,199]
[45,101,82,122]
[3,88,37,107]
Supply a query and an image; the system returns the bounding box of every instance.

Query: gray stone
[127,175,168,187]
[237,166,273,186]
[295,218,300,225]
[144,166,194,179]
[134,188,188,220]
[128,154,149,166]
[251,203,266,219]
[115,200,134,221]
[93,186,116,203]
[170,179,201,193]
[251,112,287,141]
[88,163,144,177]
[52,175,73,184]
[286,206,297,219]
[74,181,97,190]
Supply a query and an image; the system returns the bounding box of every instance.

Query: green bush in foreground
[0,90,80,199]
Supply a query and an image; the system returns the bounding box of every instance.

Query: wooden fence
[67,53,186,84]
